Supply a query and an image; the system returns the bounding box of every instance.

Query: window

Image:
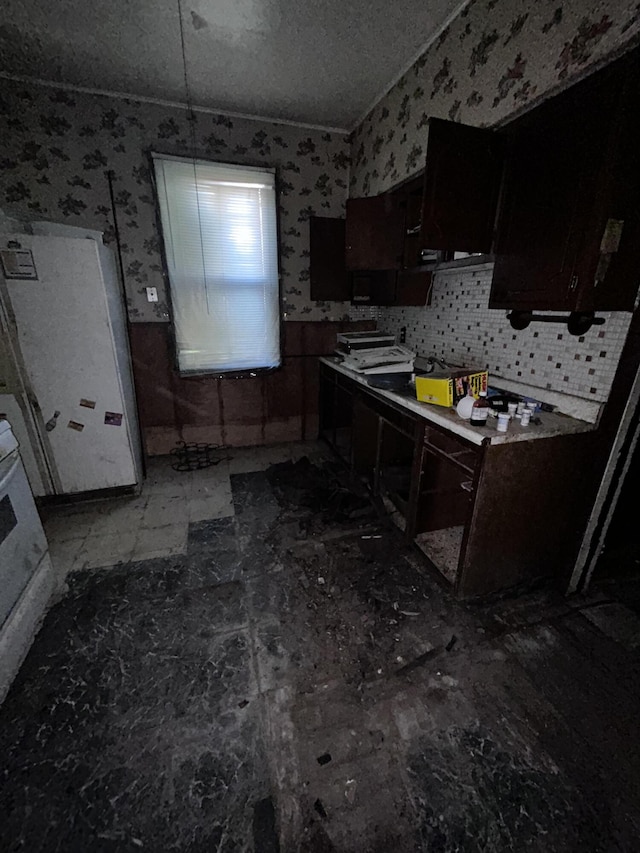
[152,155,281,375]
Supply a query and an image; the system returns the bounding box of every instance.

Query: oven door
[0,450,49,628]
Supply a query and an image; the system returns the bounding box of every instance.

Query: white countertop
[320,357,597,446]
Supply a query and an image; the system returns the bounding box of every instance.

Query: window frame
[149,150,284,379]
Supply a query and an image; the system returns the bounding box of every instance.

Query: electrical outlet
[146,287,158,303]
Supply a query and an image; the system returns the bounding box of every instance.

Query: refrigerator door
[99,243,144,486]
[2,235,137,494]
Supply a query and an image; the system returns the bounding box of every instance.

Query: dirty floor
[1,442,640,852]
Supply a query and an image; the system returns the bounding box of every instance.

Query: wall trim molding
[0,71,350,136]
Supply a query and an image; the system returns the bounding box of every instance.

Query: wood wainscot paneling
[128,320,376,456]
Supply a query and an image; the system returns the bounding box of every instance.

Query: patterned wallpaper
[379,267,632,408]
[349,0,639,409]
[350,0,640,196]
[0,80,355,323]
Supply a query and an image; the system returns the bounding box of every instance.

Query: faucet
[426,355,448,370]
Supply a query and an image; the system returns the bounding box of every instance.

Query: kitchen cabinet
[345,195,404,271]
[309,212,430,307]
[319,359,598,598]
[398,175,425,269]
[351,270,398,306]
[319,367,355,464]
[491,48,640,312]
[394,268,432,306]
[420,118,504,254]
[309,217,350,302]
[353,269,431,308]
[346,184,433,305]
[344,119,504,281]
[346,177,432,273]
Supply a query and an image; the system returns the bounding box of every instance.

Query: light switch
[146,287,158,302]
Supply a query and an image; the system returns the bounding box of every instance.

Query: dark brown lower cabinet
[319,362,595,599]
[319,368,354,464]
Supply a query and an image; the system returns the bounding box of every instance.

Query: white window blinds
[152,155,281,374]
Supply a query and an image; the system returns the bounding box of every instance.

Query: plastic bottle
[470,391,489,426]
[497,413,510,432]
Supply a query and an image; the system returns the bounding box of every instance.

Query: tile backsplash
[378,265,632,407]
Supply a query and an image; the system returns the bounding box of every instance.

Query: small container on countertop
[520,409,532,426]
[497,413,510,433]
[469,390,490,426]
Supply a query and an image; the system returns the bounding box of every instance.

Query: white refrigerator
[0,232,142,496]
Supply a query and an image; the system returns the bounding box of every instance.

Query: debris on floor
[1,445,639,852]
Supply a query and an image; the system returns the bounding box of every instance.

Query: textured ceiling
[0,0,465,129]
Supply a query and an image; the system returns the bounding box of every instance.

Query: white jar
[497,413,510,432]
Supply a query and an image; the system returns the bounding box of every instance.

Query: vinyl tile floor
[41,442,322,576]
[2,441,640,852]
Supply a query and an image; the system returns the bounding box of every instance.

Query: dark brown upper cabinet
[394,175,426,270]
[309,215,429,307]
[309,217,350,302]
[345,195,405,271]
[420,118,505,254]
[490,49,640,312]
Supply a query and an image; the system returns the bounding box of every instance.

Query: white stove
[0,419,57,704]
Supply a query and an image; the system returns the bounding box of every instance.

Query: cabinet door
[345,195,404,270]
[395,269,432,306]
[309,217,350,301]
[421,118,504,253]
[575,51,640,312]
[396,175,425,269]
[490,56,628,311]
[351,270,398,306]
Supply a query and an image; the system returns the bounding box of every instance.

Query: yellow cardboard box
[415,368,488,407]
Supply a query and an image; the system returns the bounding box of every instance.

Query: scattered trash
[396,647,439,676]
[345,779,357,805]
[361,534,382,540]
[399,609,420,617]
[314,799,328,819]
[317,753,332,766]
[446,635,457,652]
[317,576,326,585]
